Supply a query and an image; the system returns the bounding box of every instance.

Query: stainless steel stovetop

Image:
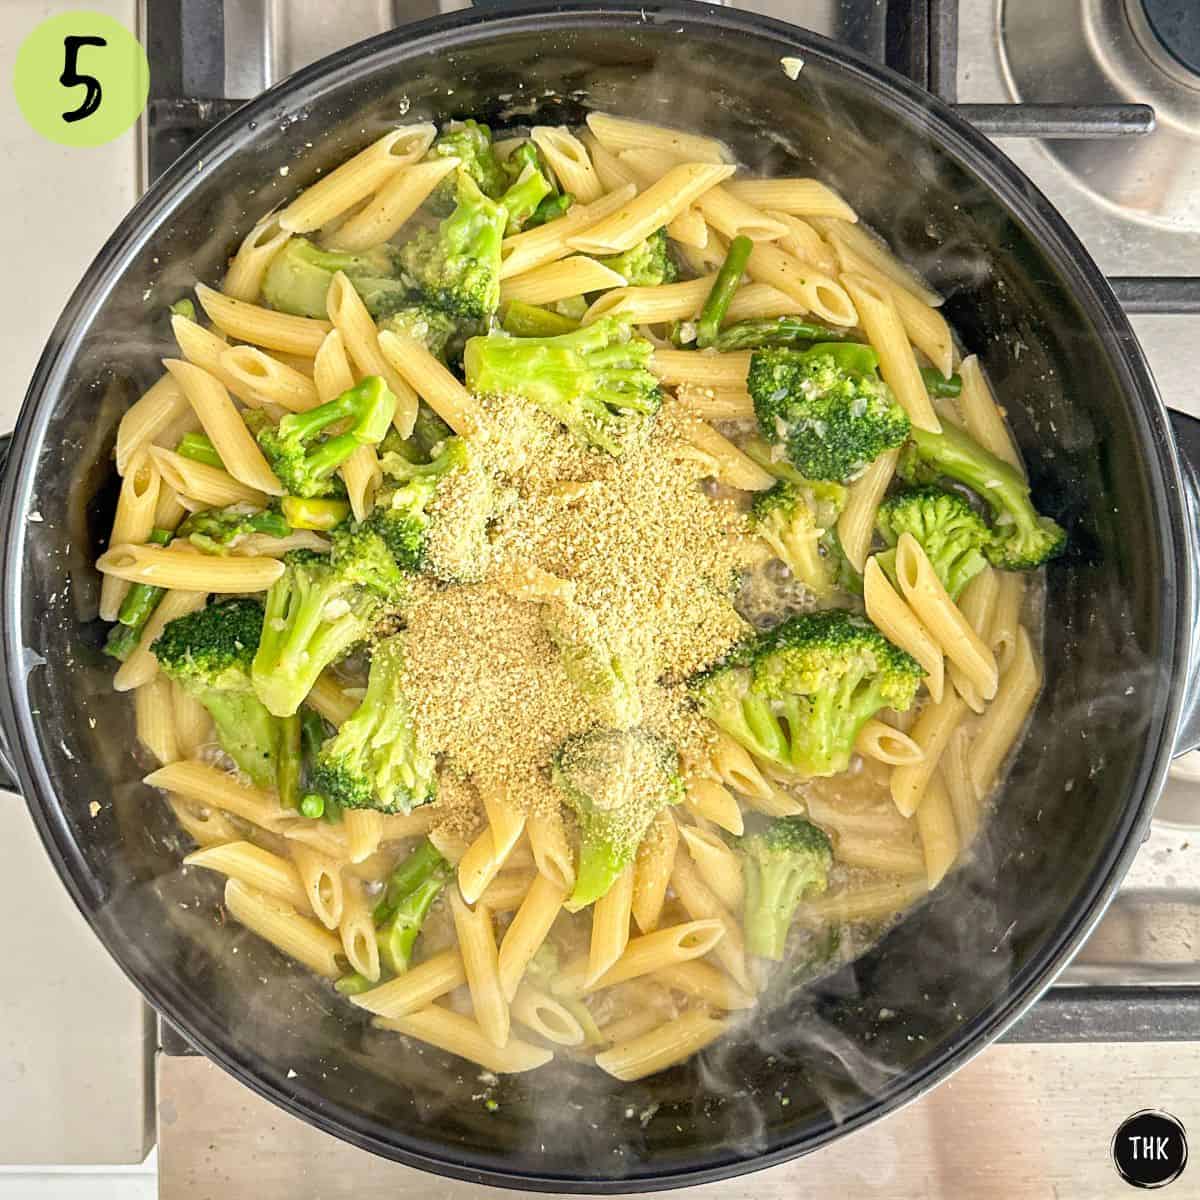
[143,2,1200,1196]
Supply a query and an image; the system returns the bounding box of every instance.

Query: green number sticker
[13,11,149,147]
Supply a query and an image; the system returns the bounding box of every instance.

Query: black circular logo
[1112,1110,1188,1189]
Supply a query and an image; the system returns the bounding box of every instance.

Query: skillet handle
[1169,409,1200,757]
[0,431,20,795]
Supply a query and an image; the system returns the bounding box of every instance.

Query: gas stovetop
[141,1,1200,1195]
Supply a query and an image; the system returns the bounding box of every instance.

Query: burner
[1142,0,1200,78]
[1000,0,1200,231]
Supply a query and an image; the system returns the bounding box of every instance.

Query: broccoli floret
[876,485,993,600]
[541,599,642,729]
[153,599,292,791]
[251,529,405,718]
[369,435,492,582]
[750,343,911,482]
[751,479,847,600]
[598,228,677,287]
[552,728,683,908]
[899,423,1067,570]
[256,375,395,499]
[428,119,508,202]
[377,304,460,361]
[737,817,833,960]
[692,610,922,778]
[397,170,506,321]
[498,161,554,235]
[310,635,435,813]
[261,237,408,319]
[373,839,451,975]
[177,503,291,554]
[463,317,662,456]
[525,192,574,229]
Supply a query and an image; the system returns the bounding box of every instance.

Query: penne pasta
[448,889,509,1048]
[940,727,979,845]
[279,125,436,233]
[134,675,178,765]
[497,873,567,1001]
[595,1010,728,1081]
[651,349,751,390]
[895,534,998,703]
[724,178,856,221]
[289,844,345,929]
[694,186,788,243]
[670,851,752,992]
[339,876,381,982]
[863,557,945,702]
[478,871,538,913]
[146,760,291,831]
[457,786,527,905]
[654,959,756,1011]
[833,833,927,877]
[499,256,628,307]
[558,919,726,997]
[631,807,679,934]
[841,273,940,433]
[164,358,283,495]
[567,163,735,255]
[99,451,161,620]
[526,813,574,894]
[147,445,270,508]
[839,449,898,573]
[586,864,635,985]
[342,809,384,865]
[674,385,755,421]
[796,877,928,925]
[768,211,840,274]
[723,282,799,324]
[745,241,859,326]
[670,406,776,492]
[971,626,1041,799]
[989,571,1027,674]
[890,690,968,818]
[112,588,207,692]
[170,681,213,757]
[500,183,636,279]
[326,273,419,436]
[586,113,731,163]
[116,375,190,476]
[98,542,284,593]
[185,841,309,910]
[809,215,942,308]
[196,283,331,357]
[351,949,465,1019]
[678,824,744,912]
[378,1005,552,1074]
[329,156,460,252]
[377,330,484,437]
[854,717,924,766]
[218,345,320,413]
[223,879,343,978]
[583,274,716,326]
[169,795,242,848]
[959,355,1022,471]
[511,983,585,1047]
[531,126,604,202]
[948,567,1002,712]
[223,213,290,302]
[683,776,745,836]
[581,131,638,191]
[915,773,959,888]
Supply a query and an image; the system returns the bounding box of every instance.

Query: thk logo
[1112,1111,1188,1189]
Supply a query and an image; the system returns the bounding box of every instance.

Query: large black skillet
[5,2,1200,1191]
